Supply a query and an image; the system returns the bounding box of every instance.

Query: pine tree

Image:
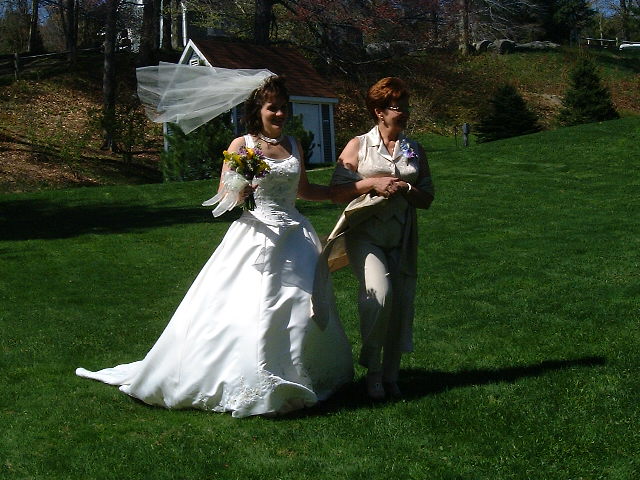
[161,118,233,182]
[476,84,541,143]
[557,58,619,126]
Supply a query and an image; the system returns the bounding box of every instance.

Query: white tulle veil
[136,62,275,134]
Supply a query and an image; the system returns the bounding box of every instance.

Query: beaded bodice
[245,135,301,225]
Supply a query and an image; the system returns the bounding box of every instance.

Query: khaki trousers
[345,216,406,382]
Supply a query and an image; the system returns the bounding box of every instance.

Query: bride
[76,73,354,418]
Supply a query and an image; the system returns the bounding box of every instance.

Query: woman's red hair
[365,77,409,123]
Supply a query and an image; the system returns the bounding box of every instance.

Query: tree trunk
[254,0,274,45]
[620,0,630,41]
[138,0,160,66]
[60,0,77,63]
[458,0,471,55]
[28,0,43,54]
[171,0,182,50]
[102,0,119,151]
[161,0,172,50]
[432,8,439,44]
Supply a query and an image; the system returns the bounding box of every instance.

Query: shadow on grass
[1,197,345,241]
[0,198,236,240]
[90,356,605,420]
[286,356,606,419]
[399,356,606,398]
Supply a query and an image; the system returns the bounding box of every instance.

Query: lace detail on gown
[201,369,315,416]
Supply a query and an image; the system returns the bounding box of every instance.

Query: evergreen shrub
[557,57,619,126]
[160,117,233,182]
[476,84,541,143]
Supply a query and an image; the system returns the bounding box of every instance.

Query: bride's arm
[296,139,332,201]
[218,137,251,197]
[218,137,252,198]
[329,137,402,203]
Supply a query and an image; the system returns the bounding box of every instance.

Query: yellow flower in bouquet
[222,144,270,210]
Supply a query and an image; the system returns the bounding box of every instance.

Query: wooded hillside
[0,46,639,194]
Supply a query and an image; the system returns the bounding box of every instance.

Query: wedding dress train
[76,137,353,417]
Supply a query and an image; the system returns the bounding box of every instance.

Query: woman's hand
[395,179,433,209]
[369,177,403,198]
[394,180,411,194]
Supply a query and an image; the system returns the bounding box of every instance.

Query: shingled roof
[190,38,337,100]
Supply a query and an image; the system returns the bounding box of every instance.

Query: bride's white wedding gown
[76,137,354,418]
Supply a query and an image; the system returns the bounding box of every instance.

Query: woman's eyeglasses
[386,105,410,113]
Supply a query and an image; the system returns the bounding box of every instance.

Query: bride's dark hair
[243,75,289,135]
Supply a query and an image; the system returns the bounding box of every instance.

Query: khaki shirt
[323,126,434,273]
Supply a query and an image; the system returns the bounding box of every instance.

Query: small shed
[179,38,339,164]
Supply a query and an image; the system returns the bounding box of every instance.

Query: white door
[292,103,323,164]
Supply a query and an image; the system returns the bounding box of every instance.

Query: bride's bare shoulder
[227,136,247,152]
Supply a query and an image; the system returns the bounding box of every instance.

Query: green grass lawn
[1,117,639,479]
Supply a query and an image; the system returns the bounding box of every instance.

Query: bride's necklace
[257,132,283,145]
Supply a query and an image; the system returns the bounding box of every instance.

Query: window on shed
[189,53,203,66]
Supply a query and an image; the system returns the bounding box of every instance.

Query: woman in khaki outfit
[330,77,434,400]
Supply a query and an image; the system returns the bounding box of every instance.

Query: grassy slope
[331,47,640,144]
[1,117,639,479]
[0,52,163,194]
[1,47,639,193]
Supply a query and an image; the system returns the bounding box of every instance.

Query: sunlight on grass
[1,117,639,479]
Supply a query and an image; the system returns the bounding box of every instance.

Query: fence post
[14,52,20,80]
[462,123,471,147]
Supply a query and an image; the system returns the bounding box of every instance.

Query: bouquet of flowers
[223,145,270,210]
[202,144,271,217]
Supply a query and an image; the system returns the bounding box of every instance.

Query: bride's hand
[240,184,256,201]
[238,185,254,202]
